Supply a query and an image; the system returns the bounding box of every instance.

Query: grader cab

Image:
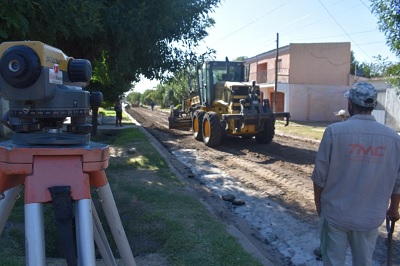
[168,59,290,147]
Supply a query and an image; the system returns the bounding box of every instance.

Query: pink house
[245,42,351,121]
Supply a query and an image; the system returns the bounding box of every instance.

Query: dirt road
[125,106,399,265]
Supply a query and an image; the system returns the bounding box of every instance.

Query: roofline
[244,42,351,63]
[244,45,290,63]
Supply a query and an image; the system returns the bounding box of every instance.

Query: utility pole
[354,63,357,82]
[274,33,279,113]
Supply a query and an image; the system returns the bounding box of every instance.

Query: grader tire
[255,119,275,144]
[192,110,205,141]
[202,112,221,147]
[220,119,228,143]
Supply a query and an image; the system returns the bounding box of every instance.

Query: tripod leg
[75,199,96,266]
[92,200,118,266]
[97,183,137,266]
[25,203,46,266]
[0,185,21,236]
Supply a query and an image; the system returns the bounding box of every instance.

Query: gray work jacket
[311,114,400,230]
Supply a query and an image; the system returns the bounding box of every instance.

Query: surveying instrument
[0,41,136,265]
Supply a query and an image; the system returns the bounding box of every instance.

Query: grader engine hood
[212,81,257,107]
[212,81,264,115]
[214,81,257,92]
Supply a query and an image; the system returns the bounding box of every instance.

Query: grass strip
[275,120,333,140]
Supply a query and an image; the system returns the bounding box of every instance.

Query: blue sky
[134,0,398,92]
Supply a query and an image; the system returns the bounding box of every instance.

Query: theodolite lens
[0,45,41,88]
[9,60,21,72]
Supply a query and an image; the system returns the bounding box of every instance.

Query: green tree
[387,63,400,87]
[152,84,166,108]
[370,55,392,77]
[371,0,400,57]
[126,91,141,105]
[235,56,248,61]
[156,69,196,108]
[140,89,157,106]
[0,0,220,102]
[351,52,392,78]
[358,62,372,78]
[350,50,371,77]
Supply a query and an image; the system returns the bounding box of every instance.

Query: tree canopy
[371,0,400,57]
[0,0,220,103]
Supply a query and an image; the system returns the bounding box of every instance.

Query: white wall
[285,84,349,121]
[385,88,400,131]
[372,110,385,125]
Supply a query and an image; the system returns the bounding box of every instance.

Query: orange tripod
[0,141,136,265]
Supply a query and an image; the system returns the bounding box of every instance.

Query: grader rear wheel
[202,112,221,147]
[255,119,275,144]
[192,110,205,141]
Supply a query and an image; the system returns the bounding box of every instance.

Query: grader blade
[168,116,192,130]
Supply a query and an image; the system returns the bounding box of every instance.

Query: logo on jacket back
[348,144,386,162]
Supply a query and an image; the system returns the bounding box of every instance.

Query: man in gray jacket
[311,82,400,265]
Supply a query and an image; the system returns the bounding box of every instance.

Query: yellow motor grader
[168,59,290,147]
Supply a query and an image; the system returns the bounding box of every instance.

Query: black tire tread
[203,112,221,147]
[192,110,205,141]
[255,119,275,144]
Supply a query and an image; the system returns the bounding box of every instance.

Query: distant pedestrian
[114,100,123,127]
[150,101,155,111]
[311,82,400,265]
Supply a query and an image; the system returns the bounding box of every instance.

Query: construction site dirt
[125,106,399,266]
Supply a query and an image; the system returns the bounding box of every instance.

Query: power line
[204,0,391,62]
[318,0,371,60]
[357,0,371,10]
[286,29,379,42]
[359,40,387,46]
[213,0,293,44]
[247,27,379,52]
[280,1,375,43]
